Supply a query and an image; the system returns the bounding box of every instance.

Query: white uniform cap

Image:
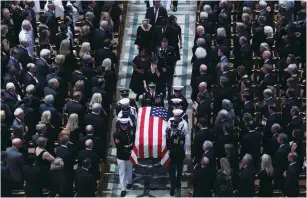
[172,85,184,91]
[14,108,24,116]
[119,98,130,105]
[171,98,183,104]
[6,82,15,90]
[173,109,183,116]
[118,118,130,124]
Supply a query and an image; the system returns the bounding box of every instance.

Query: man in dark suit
[199,12,214,34]
[1,151,12,197]
[55,135,76,197]
[239,91,255,118]
[196,82,211,120]
[5,138,24,189]
[45,1,58,44]
[55,24,68,51]
[214,110,233,138]
[264,104,282,140]
[241,126,262,171]
[6,48,23,77]
[36,49,51,91]
[23,63,40,92]
[252,16,266,56]
[75,158,97,197]
[83,11,95,46]
[44,78,64,109]
[273,133,291,190]
[191,64,213,101]
[83,103,105,138]
[63,92,85,122]
[216,46,229,82]
[238,154,255,197]
[153,18,176,49]
[78,139,100,181]
[194,25,212,51]
[191,157,215,197]
[216,123,237,159]
[4,83,21,113]
[239,36,253,74]
[192,117,214,164]
[283,152,301,197]
[71,64,88,86]
[16,41,31,69]
[259,64,275,96]
[39,95,61,129]
[79,125,101,157]
[220,64,235,85]
[286,106,303,139]
[94,39,118,67]
[3,66,23,97]
[145,1,168,27]
[93,20,108,51]
[202,141,216,172]
[265,123,281,157]
[282,88,298,123]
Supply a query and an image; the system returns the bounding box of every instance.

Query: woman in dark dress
[144,56,165,95]
[258,154,274,197]
[168,15,182,61]
[225,144,239,190]
[23,155,43,197]
[214,158,234,197]
[35,137,55,188]
[129,49,151,101]
[134,19,153,54]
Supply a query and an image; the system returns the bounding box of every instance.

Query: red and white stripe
[130,107,170,167]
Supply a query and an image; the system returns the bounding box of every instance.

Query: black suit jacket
[240,44,253,72]
[16,45,31,68]
[199,19,214,34]
[71,71,87,86]
[202,150,216,171]
[287,116,303,137]
[23,72,39,90]
[216,134,237,158]
[64,101,85,125]
[192,128,215,163]
[241,131,262,161]
[192,166,215,197]
[273,144,291,176]
[265,113,282,138]
[238,166,255,197]
[93,28,107,50]
[145,6,168,27]
[153,25,176,48]
[45,10,58,43]
[36,58,49,89]
[75,167,96,197]
[265,133,279,157]
[4,92,21,113]
[78,149,100,181]
[79,135,101,157]
[83,113,105,138]
[284,162,301,197]
[22,164,43,197]
[55,32,68,51]
[94,48,117,66]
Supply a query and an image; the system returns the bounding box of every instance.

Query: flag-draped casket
[130,106,170,167]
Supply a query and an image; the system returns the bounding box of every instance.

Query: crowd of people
[0,0,306,197]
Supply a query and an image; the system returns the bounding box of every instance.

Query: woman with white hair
[258,154,274,197]
[191,47,209,93]
[59,39,77,80]
[88,93,103,109]
[60,113,80,144]
[103,58,117,103]
[19,20,34,57]
[264,26,274,49]
[215,27,230,47]
[39,110,57,142]
[79,42,92,60]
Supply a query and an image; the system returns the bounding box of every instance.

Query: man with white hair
[16,32,31,68]
[259,64,275,95]
[77,139,101,182]
[36,49,51,90]
[12,108,28,136]
[19,19,34,57]
[191,64,213,102]
[3,63,23,96]
[202,140,216,171]
[44,78,59,97]
[5,82,22,113]
[94,20,109,50]
[238,154,255,197]
[45,1,59,43]
[23,63,39,90]
[195,25,212,50]
[84,103,105,140]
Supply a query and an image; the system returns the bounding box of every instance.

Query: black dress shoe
[170,189,175,196]
[121,191,126,197]
[127,184,132,189]
[173,7,177,12]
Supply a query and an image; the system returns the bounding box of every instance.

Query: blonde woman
[79,42,91,60]
[40,110,58,142]
[61,113,80,144]
[258,154,274,197]
[89,93,102,109]
[214,157,233,197]
[103,58,116,103]
[59,39,77,79]
[101,12,114,39]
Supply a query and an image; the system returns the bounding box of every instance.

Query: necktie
[154,9,158,22]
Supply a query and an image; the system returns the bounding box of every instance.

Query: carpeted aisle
[103,1,197,197]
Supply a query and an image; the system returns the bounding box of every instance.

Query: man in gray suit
[5,138,24,189]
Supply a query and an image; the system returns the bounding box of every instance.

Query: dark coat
[202,150,216,172]
[75,167,97,197]
[283,162,301,197]
[238,166,255,197]
[216,133,237,158]
[258,170,273,197]
[45,10,58,43]
[23,72,40,91]
[93,29,108,50]
[49,169,66,197]
[78,149,100,181]
[273,144,291,189]
[36,58,49,89]
[16,45,31,68]
[192,166,215,197]
[23,164,43,197]
[192,128,215,163]
[145,6,168,27]
[94,47,118,67]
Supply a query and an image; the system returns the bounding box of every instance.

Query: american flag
[130,106,171,167]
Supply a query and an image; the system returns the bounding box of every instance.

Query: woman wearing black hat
[129,49,151,101]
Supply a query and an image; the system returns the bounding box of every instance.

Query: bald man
[191,64,213,101]
[191,156,215,197]
[5,138,25,188]
[78,139,101,181]
[94,20,109,50]
[79,125,102,158]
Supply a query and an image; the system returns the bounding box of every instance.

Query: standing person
[168,15,182,63]
[145,1,168,28]
[49,158,66,197]
[144,55,165,95]
[238,154,255,197]
[19,19,34,57]
[214,157,233,197]
[75,158,97,197]
[45,1,58,44]
[166,120,186,196]
[283,152,301,197]
[258,154,274,197]
[134,19,153,54]
[113,118,135,197]
[156,38,176,99]
[129,49,151,101]
[172,1,178,12]
[22,155,42,197]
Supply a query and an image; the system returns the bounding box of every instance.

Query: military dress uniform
[166,120,186,195]
[116,98,137,130]
[142,82,164,107]
[116,89,138,115]
[168,85,188,112]
[156,38,176,99]
[113,118,135,197]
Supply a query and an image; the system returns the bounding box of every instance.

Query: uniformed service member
[113,118,135,197]
[116,88,137,115]
[142,82,164,107]
[116,98,137,129]
[166,120,186,196]
[168,109,189,143]
[168,98,189,122]
[169,85,188,112]
[156,38,176,99]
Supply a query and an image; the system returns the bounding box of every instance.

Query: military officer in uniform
[113,118,135,197]
[142,82,164,107]
[168,98,188,123]
[166,120,186,196]
[116,98,137,130]
[116,88,138,114]
[169,85,188,112]
[156,38,176,99]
